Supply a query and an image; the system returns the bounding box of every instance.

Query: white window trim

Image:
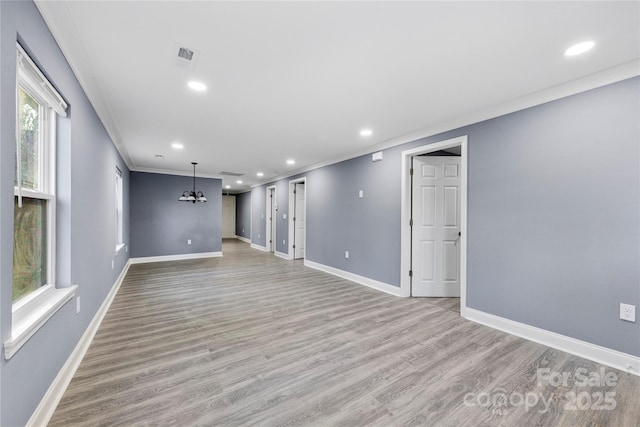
[5,285,77,359]
[16,44,67,117]
[5,44,69,360]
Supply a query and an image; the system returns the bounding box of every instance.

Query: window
[115,167,124,251]
[13,66,55,302]
[5,44,74,359]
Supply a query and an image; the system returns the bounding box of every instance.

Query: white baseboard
[274,251,290,260]
[129,251,222,264]
[464,307,640,377]
[235,236,251,244]
[304,260,402,297]
[251,243,267,252]
[27,261,132,427]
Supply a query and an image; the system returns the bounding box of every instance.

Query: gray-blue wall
[251,77,639,357]
[0,1,130,425]
[251,186,266,247]
[130,172,222,258]
[463,78,639,357]
[235,191,251,239]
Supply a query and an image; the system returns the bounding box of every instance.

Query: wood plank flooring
[50,239,640,426]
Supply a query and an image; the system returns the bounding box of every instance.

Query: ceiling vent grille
[177,47,194,61]
[220,171,245,177]
[173,43,200,70]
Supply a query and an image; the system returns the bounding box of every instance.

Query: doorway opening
[222,195,236,238]
[288,178,306,260]
[266,186,276,253]
[400,135,468,315]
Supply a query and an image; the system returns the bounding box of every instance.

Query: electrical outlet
[188,239,192,245]
[125,245,128,253]
[620,303,636,322]
[76,297,81,314]
[111,260,114,269]
[359,190,364,198]
[345,251,349,259]
[283,240,285,245]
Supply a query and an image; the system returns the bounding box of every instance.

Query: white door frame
[288,177,307,260]
[266,186,276,252]
[400,135,468,315]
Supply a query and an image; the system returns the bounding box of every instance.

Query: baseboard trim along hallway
[304,259,402,297]
[27,261,132,427]
[464,307,640,377]
[129,252,223,264]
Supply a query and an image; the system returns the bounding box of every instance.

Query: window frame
[14,83,57,295]
[5,44,76,360]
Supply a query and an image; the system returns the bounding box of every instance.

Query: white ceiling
[35,1,639,191]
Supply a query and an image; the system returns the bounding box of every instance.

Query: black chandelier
[179,162,207,203]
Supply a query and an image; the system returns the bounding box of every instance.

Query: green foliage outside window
[13,197,47,302]
[16,86,40,191]
[13,86,47,302]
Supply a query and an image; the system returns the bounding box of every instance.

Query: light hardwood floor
[50,239,640,426]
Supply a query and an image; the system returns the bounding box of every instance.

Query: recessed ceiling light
[286,159,295,165]
[225,185,231,189]
[171,142,184,150]
[187,81,207,91]
[564,41,595,57]
[236,180,243,184]
[360,129,373,137]
[257,172,264,177]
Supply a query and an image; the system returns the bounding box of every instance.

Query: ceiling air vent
[177,47,194,61]
[220,171,245,177]
[173,43,200,70]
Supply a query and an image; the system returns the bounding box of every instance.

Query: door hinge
[293,190,296,194]
[293,217,296,221]
[410,168,414,176]
[409,270,413,277]
[409,218,413,227]
[293,244,296,249]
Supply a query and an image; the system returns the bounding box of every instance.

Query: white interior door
[412,156,461,297]
[294,183,306,259]
[222,195,236,238]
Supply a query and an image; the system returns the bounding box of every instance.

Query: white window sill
[115,243,125,256]
[4,284,77,360]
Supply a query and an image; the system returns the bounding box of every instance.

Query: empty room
[1,1,639,426]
